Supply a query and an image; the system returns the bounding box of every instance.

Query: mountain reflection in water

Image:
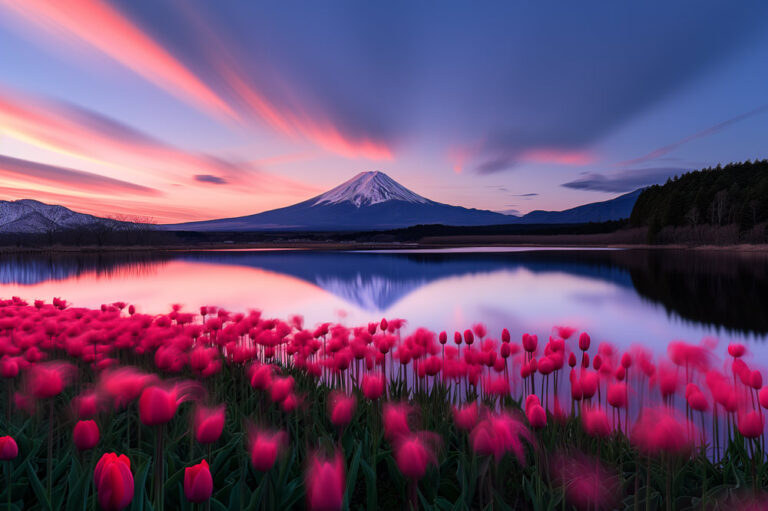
[0,248,766,337]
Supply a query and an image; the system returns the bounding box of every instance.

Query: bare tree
[712,190,727,226]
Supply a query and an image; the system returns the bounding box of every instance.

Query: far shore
[2,237,768,254]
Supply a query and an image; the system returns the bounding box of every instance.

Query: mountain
[515,188,643,224]
[0,199,126,233]
[165,171,642,231]
[164,171,512,231]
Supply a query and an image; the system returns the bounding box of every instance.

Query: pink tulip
[248,428,286,471]
[0,436,18,460]
[195,404,225,444]
[578,332,591,352]
[73,419,100,451]
[27,362,74,399]
[526,404,547,429]
[582,407,611,438]
[184,460,213,503]
[383,402,411,441]
[738,411,765,439]
[329,392,356,429]
[94,453,134,511]
[306,452,345,511]
[361,373,385,401]
[470,412,531,463]
[394,433,439,480]
[270,376,295,403]
[607,382,627,409]
[452,401,479,431]
[631,408,693,458]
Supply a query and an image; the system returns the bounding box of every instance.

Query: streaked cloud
[0,154,160,195]
[194,174,227,185]
[0,0,393,160]
[561,167,687,193]
[619,105,768,167]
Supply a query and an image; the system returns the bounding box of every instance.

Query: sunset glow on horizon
[0,1,767,222]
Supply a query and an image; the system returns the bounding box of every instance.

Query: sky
[0,0,767,222]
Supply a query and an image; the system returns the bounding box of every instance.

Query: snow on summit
[313,171,430,207]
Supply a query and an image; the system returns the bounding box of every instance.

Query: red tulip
[738,411,765,439]
[438,331,447,345]
[306,452,345,511]
[470,412,531,463]
[383,402,411,441]
[73,419,100,451]
[94,453,134,511]
[452,401,479,431]
[607,382,627,409]
[361,373,385,401]
[631,408,693,458]
[194,404,225,444]
[522,333,537,353]
[73,391,103,419]
[98,367,158,409]
[580,371,598,400]
[759,387,768,409]
[394,433,439,480]
[184,460,213,503]
[269,376,295,403]
[453,331,462,345]
[139,386,178,426]
[472,323,487,339]
[728,343,746,358]
[578,332,590,352]
[582,407,611,438]
[248,428,286,471]
[0,357,19,379]
[526,404,547,429]
[0,436,18,460]
[501,328,511,343]
[686,384,710,412]
[248,363,273,390]
[329,392,356,429]
[27,362,74,399]
[552,452,620,511]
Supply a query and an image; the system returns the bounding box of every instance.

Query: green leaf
[26,460,51,510]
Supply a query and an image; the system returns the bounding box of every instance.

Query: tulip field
[1,297,767,510]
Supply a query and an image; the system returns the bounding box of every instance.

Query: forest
[629,159,768,242]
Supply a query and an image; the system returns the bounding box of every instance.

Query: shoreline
[1,240,768,254]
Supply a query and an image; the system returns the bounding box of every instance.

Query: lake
[1,247,766,361]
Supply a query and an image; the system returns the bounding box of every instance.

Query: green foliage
[1,368,766,510]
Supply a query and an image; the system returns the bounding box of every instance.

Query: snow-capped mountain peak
[312,171,430,208]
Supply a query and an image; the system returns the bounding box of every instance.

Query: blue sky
[0,0,766,221]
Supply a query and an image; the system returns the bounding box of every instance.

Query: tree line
[629,159,768,242]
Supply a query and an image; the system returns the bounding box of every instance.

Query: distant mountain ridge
[164,171,511,231]
[0,199,127,233]
[0,172,643,234]
[165,171,642,231]
[515,189,642,224]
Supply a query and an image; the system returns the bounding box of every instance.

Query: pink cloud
[0,0,393,161]
[0,0,234,118]
[520,148,595,166]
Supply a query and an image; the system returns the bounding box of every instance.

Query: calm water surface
[1,247,766,361]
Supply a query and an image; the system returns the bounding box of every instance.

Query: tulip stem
[47,400,53,503]
[6,460,10,511]
[154,425,165,511]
